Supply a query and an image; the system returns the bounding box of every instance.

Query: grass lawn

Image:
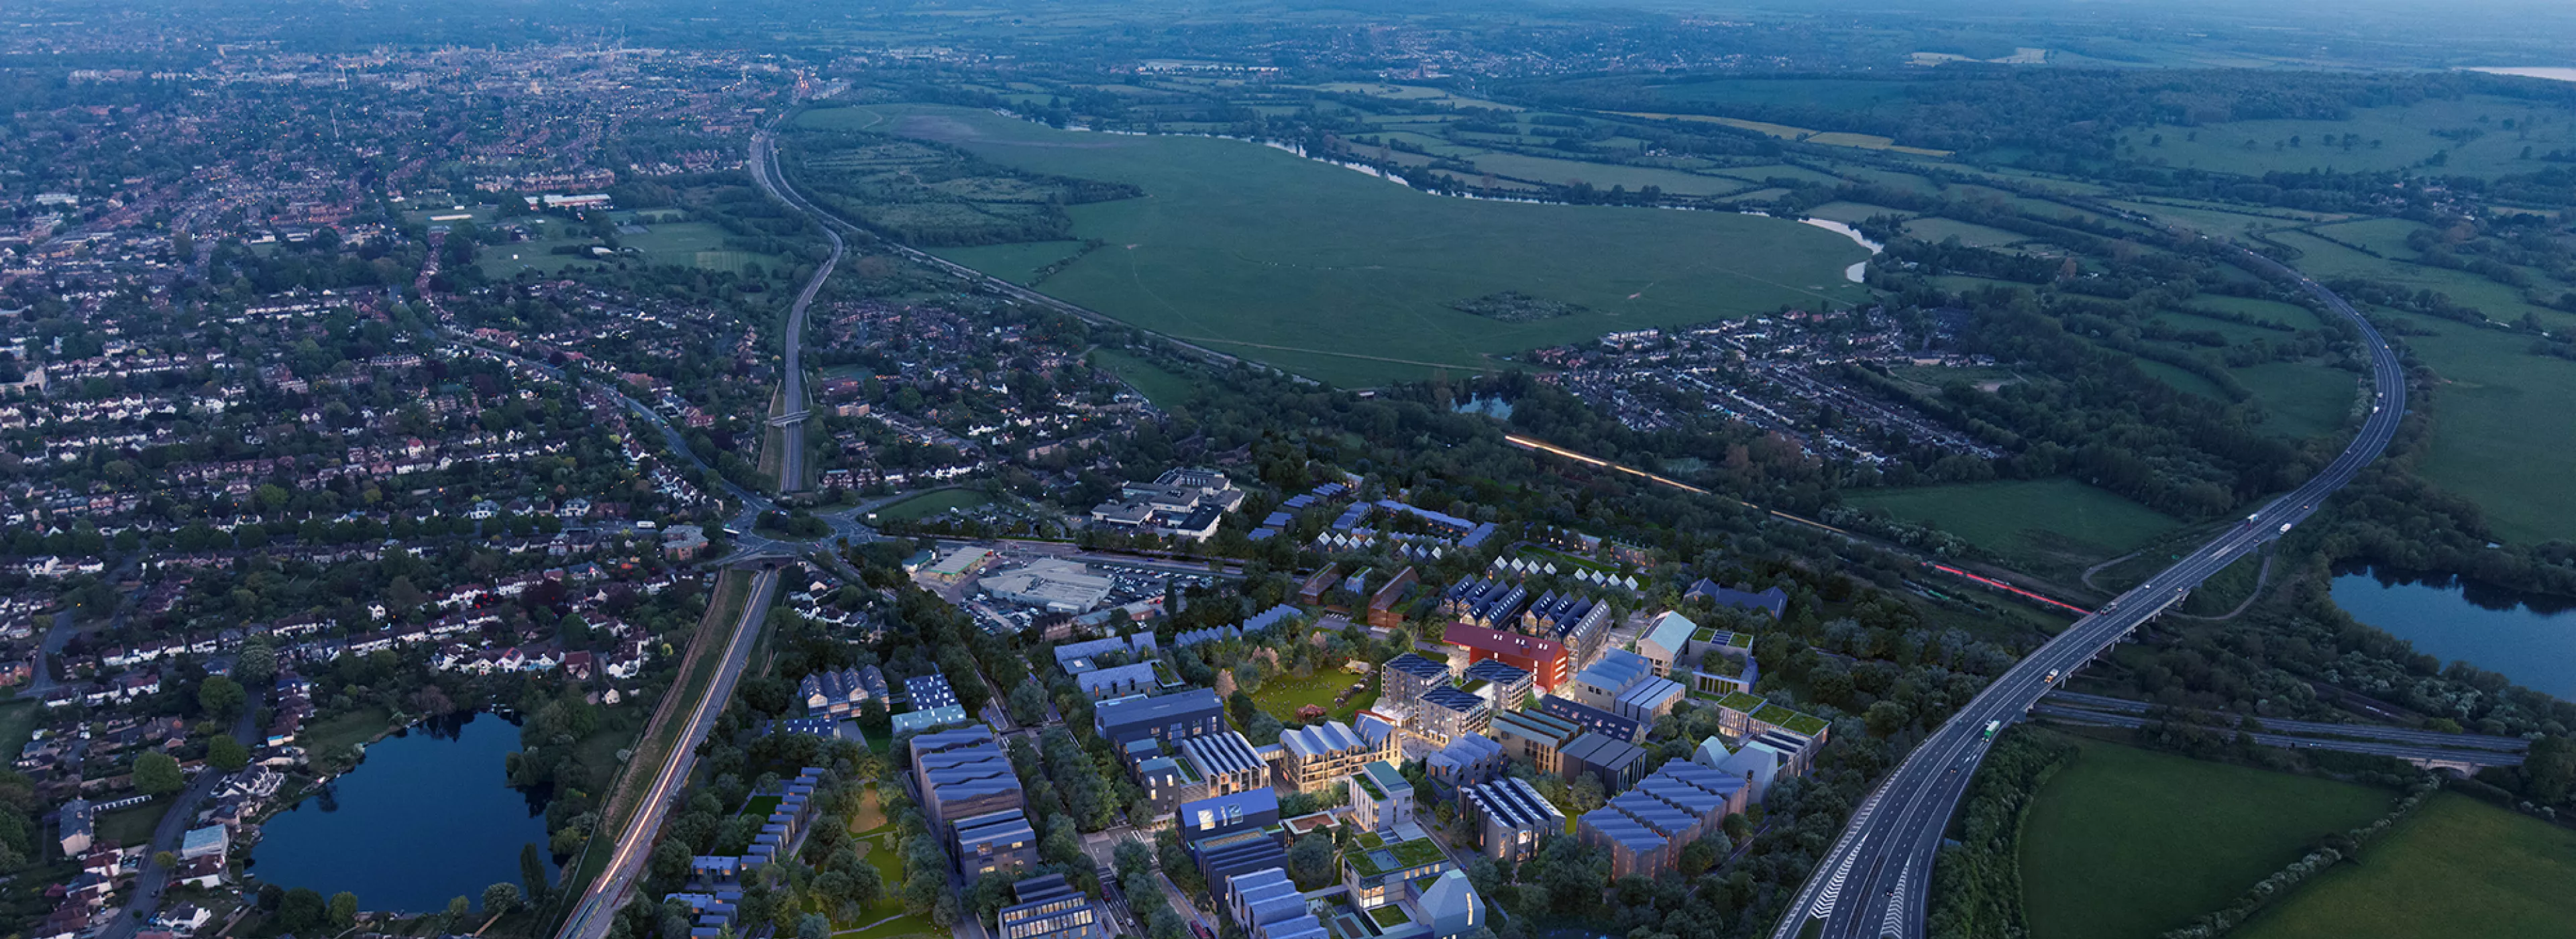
[2233,794,2576,939]
[95,800,168,847]
[796,104,1871,387]
[835,831,936,936]
[1248,672,1374,724]
[1843,478,2184,562]
[1088,349,1199,408]
[2019,735,2392,939]
[2379,310,2576,543]
[301,707,394,755]
[870,488,994,523]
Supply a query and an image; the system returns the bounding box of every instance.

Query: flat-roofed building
[1559,732,1646,793]
[1178,788,1281,841]
[1540,695,1644,744]
[1460,777,1564,863]
[1568,649,1654,712]
[1346,760,1413,832]
[1276,720,1372,793]
[1094,687,1226,747]
[1460,658,1534,712]
[1417,686,1491,746]
[1380,653,1453,709]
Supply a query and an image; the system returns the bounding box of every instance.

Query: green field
[2393,315,2576,543]
[1843,478,2184,562]
[869,488,994,522]
[1246,671,1376,724]
[1904,217,2031,247]
[926,240,1089,285]
[2232,361,2359,439]
[96,800,169,847]
[2127,96,2571,178]
[796,105,1871,386]
[1088,349,1199,407]
[2019,736,2394,939]
[303,707,394,755]
[2234,794,2576,939]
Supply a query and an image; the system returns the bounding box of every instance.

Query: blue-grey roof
[1464,776,1563,828]
[1686,579,1788,618]
[1462,657,1531,687]
[1278,719,1365,759]
[1579,806,1667,854]
[1177,732,1265,778]
[1384,653,1452,683]
[1421,685,1488,716]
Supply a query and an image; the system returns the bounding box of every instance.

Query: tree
[483,882,523,916]
[199,675,248,721]
[132,752,184,795]
[797,914,830,939]
[152,850,176,870]
[522,842,551,901]
[235,640,277,686]
[207,735,250,773]
[448,896,472,925]
[1286,833,1336,888]
[330,891,360,930]
[279,888,328,934]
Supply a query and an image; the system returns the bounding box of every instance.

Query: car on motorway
[2043,668,2060,683]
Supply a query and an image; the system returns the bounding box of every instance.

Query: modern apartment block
[1276,720,1373,793]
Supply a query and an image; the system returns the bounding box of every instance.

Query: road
[555,567,781,939]
[2026,705,2526,768]
[746,125,844,494]
[2041,690,2530,753]
[97,708,257,939]
[1770,245,2408,939]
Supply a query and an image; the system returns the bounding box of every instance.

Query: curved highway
[748,123,842,492]
[1772,243,2407,939]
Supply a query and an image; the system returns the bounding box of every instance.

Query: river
[250,711,555,913]
[2330,567,2576,700]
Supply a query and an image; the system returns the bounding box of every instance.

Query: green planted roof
[1755,702,1829,736]
[1716,691,1768,712]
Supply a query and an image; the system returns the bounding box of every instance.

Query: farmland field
[2385,313,2576,543]
[2126,96,2572,178]
[794,104,1872,386]
[1842,477,2182,563]
[927,240,1089,285]
[2233,794,2576,939]
[2019,735,2393,939]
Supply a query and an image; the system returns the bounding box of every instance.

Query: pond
[250,711,556,913]
[2330,567,2576,700]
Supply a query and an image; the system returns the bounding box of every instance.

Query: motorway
[1771,246,2409,939]
[2026,705,2526,768]
[555,567,781,939]
[747,125,843,494]
[2042,690,2530,753]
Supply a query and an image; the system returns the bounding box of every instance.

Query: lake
[2330,567,2576,700]
[2469,67,2576,83]
[251,712,555,913]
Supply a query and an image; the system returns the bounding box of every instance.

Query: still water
[250,712,555,913]
[2330,567,2576,700]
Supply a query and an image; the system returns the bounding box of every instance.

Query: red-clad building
[1445,622,1570,692]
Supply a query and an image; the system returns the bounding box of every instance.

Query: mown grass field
[2233,794,2576,939]
[1843,478,2183,563]
[1247,671,1376,724]
[2395,316,2576,543]
[1088,349,1199,408]
[2019,735,2394,939]
[870,488,994,522]
[926,240,1088,285]
[796,104,1871,386]
[2231,361,2359,439]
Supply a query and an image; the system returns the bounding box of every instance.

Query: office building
[998,874,1104,939]
[1444,622,1569,692]
[1177,732,1268,796]
[1559,732,1646,793]
[1489,708,1583,777]
[1460,777,1564,863]
[955,808,1040,879]
[1094,687,1226,747]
